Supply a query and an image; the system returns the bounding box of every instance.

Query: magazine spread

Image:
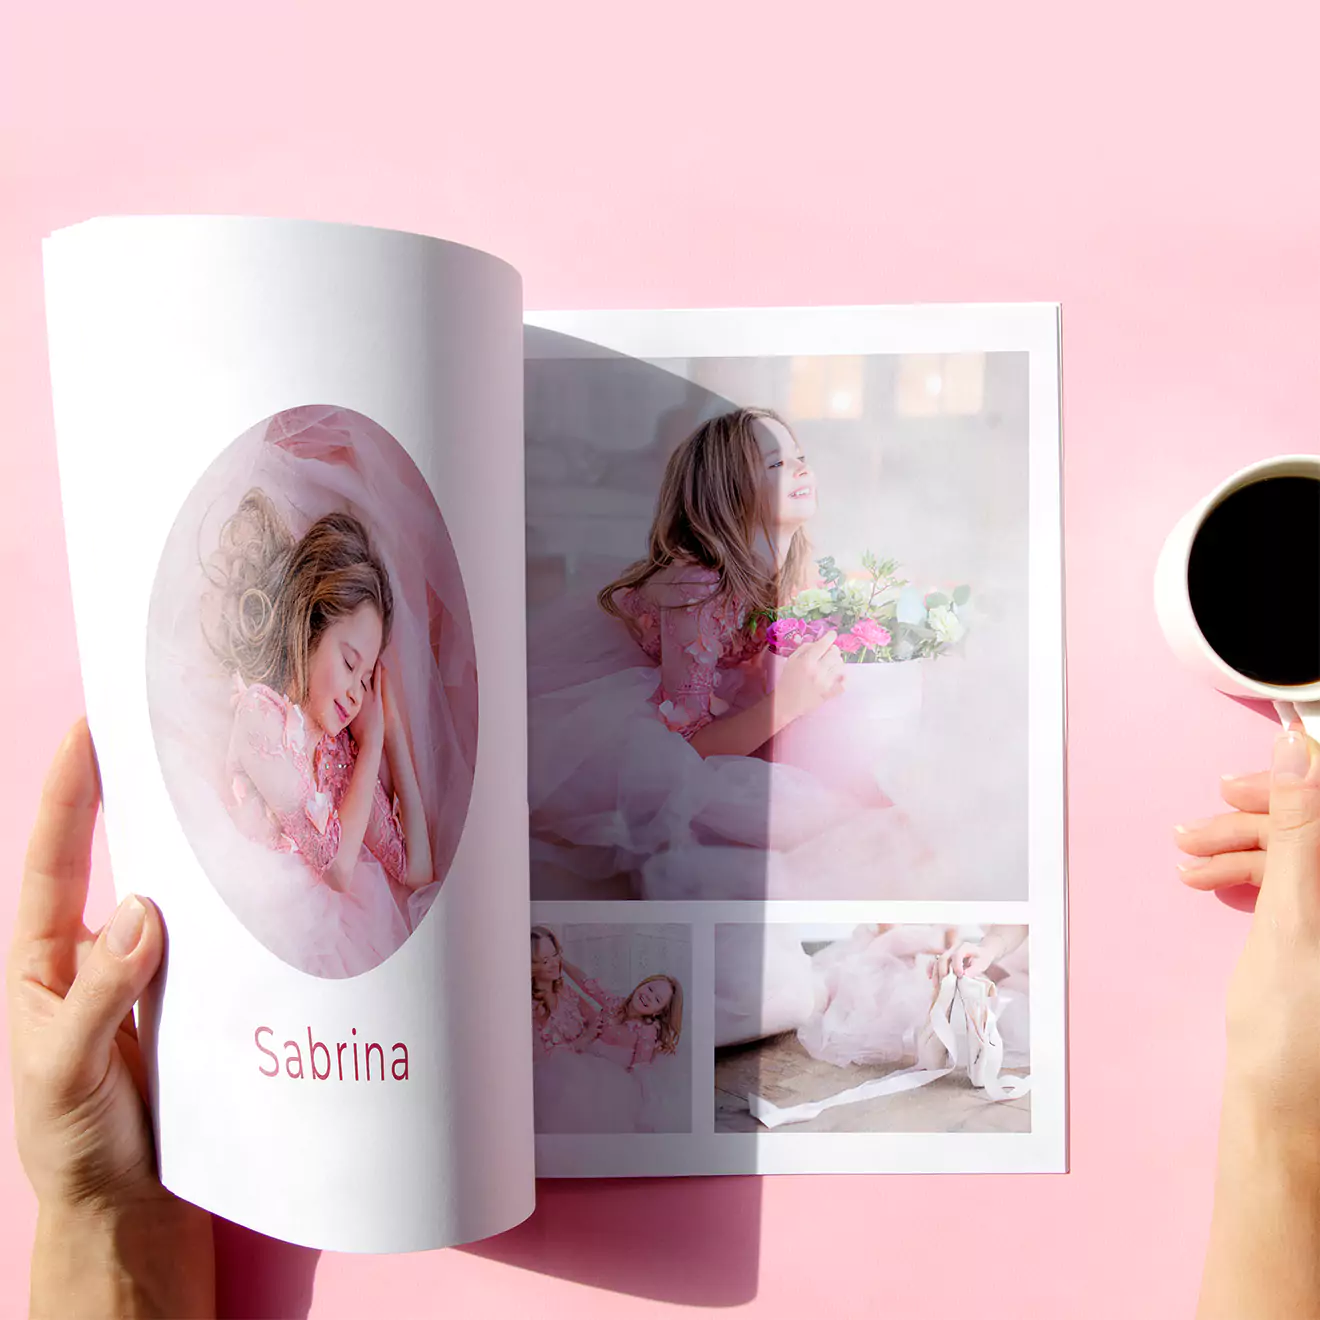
[42,216,1066,1253]
[524,307,1065,1176]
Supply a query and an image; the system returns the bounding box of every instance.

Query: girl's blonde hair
[530,926,563,1008]
[598,407,811,627]
[204,489,393,705]
[623,974,683,1055]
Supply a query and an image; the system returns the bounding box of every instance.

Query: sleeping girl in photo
[204,489,433,970]
[146,405,478,980]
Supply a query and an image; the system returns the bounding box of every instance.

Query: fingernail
[1272,731,1314,786]
[106,895,146,957]
[1174,819,1212,834]
[1177,859,1208,873]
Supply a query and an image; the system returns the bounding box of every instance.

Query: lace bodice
[612,564,767,739]
[532,973,612,1059]
[594,1013,662,1069]
[531,972,663,1069]
[226,680,406,886]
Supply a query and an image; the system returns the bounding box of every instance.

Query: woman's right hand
[776,630,846,721]
[1195,728,1320,1319]
[349,664,386,756]
[1219,729,1320,1122]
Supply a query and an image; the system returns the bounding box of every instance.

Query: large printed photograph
[526,343,1031,901]
[146,405,478,978]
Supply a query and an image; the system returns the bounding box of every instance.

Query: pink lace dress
[527,562,927,901]
[587,1013,663,1071]
[796,924,1031,1071]
[531,974,650,1133]
[223,680,411,978]
[531,976,595,1060]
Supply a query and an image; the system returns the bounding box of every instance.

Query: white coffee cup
[1154,454,1320,740]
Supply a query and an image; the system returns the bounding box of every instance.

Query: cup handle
[1273,700,1320,741]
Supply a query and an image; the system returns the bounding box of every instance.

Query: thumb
[1264,728,1320,885]
[52,895,164,1100]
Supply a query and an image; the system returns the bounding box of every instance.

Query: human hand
[378,659,409,754]
[777,630,846,720]
[1218,728,1320,1127]
[939,938,1000,980]
[349,662,386,756]
[9,720,214,1317]
[1174,770,1270,893]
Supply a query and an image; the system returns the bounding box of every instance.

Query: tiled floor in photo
[715,1034,1031,1134]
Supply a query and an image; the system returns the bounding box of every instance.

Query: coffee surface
[1187,474,1320,687]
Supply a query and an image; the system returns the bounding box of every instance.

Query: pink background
[3,1,1318,1314]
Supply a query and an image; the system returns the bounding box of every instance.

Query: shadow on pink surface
[462,1178,761,1307]
[214,1218,321,1320]
[211,1182,760,1313]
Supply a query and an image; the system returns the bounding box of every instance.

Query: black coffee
[1187,474,1320,687]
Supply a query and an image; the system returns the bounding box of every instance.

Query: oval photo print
[146,405,478,979]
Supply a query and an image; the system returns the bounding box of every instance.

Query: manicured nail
[1177,860,1208,874]
[1174,819,1212,834]
[1272,731,1313,786]
[106,895,146,957]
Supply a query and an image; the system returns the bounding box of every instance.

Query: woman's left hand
[1175,772,1270,892]
[11,722,168,1213]
[10,720,215,1317]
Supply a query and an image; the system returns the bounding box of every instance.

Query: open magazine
[43,217,1067,1254]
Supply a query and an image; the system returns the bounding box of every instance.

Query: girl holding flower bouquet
[527,407,931,901]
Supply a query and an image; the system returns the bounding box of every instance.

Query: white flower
[792,587,836,615]
[838,583,872,614]
[928,605,966,646]
[896,586,926,625]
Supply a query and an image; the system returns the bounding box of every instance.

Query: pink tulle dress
[224,680,412,978]
[797,925,1030,1071]
[532,974,650,1133]
[797,925,945,1067]
[527,563,927,901]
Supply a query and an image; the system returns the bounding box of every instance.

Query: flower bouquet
[759,553,970,796]
[766,553,970,664]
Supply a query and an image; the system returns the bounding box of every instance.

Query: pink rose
[850,618,892,649]
[834,632,864,654]
[767,617,831,656]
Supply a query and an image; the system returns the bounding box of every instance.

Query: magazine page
[43,217,535,1250]
[523,305,1065,1175]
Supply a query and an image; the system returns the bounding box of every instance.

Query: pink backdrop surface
[3,2,1319,1315]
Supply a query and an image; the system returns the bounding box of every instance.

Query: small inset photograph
[532,923,691,1134]
[714,923,1030,1133]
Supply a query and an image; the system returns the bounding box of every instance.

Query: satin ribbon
[747,972,1032,1129]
